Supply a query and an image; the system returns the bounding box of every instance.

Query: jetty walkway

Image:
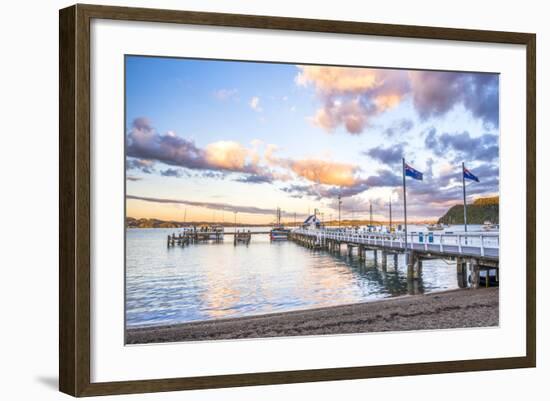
[290,228,499,288]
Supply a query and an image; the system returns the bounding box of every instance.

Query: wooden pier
[233,231,252,245]
[290,228,499,289]
[167,229,265,248]
[167,230,224,247]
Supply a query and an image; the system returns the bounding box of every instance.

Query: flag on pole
[463,166,480,182]
[404,163,423,180]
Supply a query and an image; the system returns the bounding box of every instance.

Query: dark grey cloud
[363,169,401,187]
[383,118,414,137]
[126,158,155,174]
[126,194,306,218]
[425,129,499,163]
[281,169,400,200]
[364,143,406,165]
[411,72,499,128]
[198,171,227,180]
[126,176,142,182]
[234,174,273,184]
[301,68,499,134]
[126,117,261,175]
[463,74,500,129]
[328,195,390,216]
[402,161,499,216]
[160,168,187,178]
[127,118,210,169]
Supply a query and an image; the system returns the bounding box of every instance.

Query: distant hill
[126,217,269,228]
[126,217,183,228]
[437,196,499,225]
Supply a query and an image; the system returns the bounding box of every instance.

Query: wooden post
[471,262,480,289]
[414,257,422,279]
[456,258,467,288]
[394,253,398,269]
[407,251,415,279]
[381,251,387,270]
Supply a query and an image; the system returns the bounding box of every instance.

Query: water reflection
[126,227,456,328]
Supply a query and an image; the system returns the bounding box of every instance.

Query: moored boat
[208,225,224,240]
[426,223,444,231]
[482,221,499,231]
[270,207,290,240]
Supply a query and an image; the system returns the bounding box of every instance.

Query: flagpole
[389,196,392,231]
[369,202,373,228]
[402,158,408,252]
[462,162,468,233]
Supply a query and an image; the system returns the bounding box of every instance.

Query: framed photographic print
[59,4,536,397]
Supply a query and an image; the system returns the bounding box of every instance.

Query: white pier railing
[292,228,499,260]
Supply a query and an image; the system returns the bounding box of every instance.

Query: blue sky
[125,55,499,223]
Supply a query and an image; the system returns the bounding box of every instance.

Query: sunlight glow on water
[126,227,465,328]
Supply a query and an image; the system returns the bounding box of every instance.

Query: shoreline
[126,288,499,344]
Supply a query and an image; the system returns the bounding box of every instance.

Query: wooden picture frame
[59,3,536,397]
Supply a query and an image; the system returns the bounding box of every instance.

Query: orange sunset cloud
[289,159,359,187]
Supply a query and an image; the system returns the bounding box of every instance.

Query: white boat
[270,208,290,241]
[482,221,499,231]
[426,223,444,231]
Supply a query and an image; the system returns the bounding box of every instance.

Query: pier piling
[381,251,387,270]
[456,259,467,288]
[289,228,498,290]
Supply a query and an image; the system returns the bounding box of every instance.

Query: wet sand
[126,287,498,344]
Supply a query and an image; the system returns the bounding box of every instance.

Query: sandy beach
[126,287,498,344]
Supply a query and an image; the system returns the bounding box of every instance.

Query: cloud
[288,159,360,187]
[126,118,398,190]
[281,169,400,200]
[127,118,209,169]
[310,98,372,134]
[214,88,238,101]
[264,145,364,187]
[126,194,305,218]
[425,129,499,163]
[126,158,155,174]
[364,143,406,165]
[199,171,227,180]
[126,118,263,175]
[296,66,401,94]
[297,66,409,134]
[160,168,186,178]
[249,96,262,112]
[126,176,142,181]
[204,140,259,172]
[296,66,499,134]
[234,174,273,184]
[328,195,391,216]
[393,160,499,218]
[410,71,499,128]
[383,118,414,137]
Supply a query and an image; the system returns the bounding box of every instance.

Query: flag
[405,163,423,180]
[463,166,479,182]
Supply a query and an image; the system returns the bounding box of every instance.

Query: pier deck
[290,228,499,288]
[292,228,498,261]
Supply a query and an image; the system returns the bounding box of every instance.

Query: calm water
[126,225,482,328]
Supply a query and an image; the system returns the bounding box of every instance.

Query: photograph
[124,56,500,344]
